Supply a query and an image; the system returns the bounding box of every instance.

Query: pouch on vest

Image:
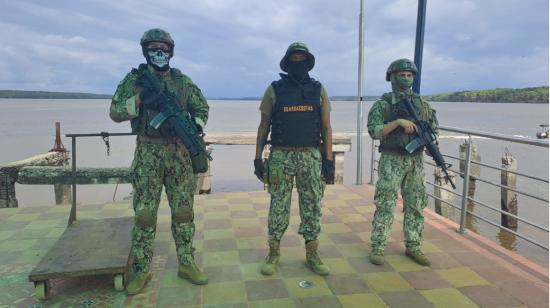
[190,136,210,174]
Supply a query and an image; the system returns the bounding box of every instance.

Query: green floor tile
[322,259,356,274]
[45,227,65,238]
[204,211,231,220]
[237,238,268,250]
[436,267,490,287]
[421,241,442,253]
[23,219,63,229]
[6,213,41,222]
[0,239,37,252]
[203,251,241,266]
[338,294,387,308]
[323,223,352,234]
[249,298,295,308]
[285,276,332,298]
[15,249,48,264]
[420,288,479,308]
[337,244,368,258]
[364,272,413,293]
[0,230,16,241]
[203,281,247,306]
[385,255,427,272]
[204,229,236,240]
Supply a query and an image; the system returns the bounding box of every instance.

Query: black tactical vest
[378,92,432,154]
[270,75,322,147]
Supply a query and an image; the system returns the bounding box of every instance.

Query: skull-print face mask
[146,48,170,71]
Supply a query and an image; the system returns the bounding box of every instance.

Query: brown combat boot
[305,240,330,276]
[261,239,280,275]
[406,248,430,266]
[178,255,208,285]
[369,247,385,265]
[126,271,151,295]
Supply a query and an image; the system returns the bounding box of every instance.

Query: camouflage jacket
[109,64,209,131]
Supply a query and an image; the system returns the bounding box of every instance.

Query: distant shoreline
[1,86,548,103]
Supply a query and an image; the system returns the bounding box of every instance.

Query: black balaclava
[287,60,309,81]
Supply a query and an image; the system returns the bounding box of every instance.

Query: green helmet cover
[140,28,175,47]
[385,58,418,81]
[280,42,315,73]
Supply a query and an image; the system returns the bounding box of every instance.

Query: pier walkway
[0,185,547,307]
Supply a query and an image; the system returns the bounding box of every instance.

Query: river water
[0,99,548,265]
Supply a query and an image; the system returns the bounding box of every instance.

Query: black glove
[321,159,335,184]
[135,76,161,110]
[254,159,265,182]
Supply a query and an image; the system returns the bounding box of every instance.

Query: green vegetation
[424,86,548,103]
[0,90,111,99]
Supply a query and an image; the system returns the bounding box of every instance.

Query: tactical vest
[378,92,432,154]
[270,75,322,147]
[130,65,189,137]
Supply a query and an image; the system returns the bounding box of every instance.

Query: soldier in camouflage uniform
[254,42,335,276]
[367,58,438,266]
[110,28,209,294]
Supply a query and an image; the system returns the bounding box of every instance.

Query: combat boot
[305,240,330,276]
[261,239,280,275]
[126,271,151,295]
[406,248,430,266]
[178,257,208,285]
[369,247,385,265]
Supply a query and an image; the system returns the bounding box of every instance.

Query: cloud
[0,0,547,96]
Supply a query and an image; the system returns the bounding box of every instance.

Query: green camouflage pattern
[110,65,209,129]
[130,142,197,273]
[371,150,428,250]
[110,63,209,274]
[385,58,418,81]
[140,28,174,47]
[367,91,438,141]
[267,148,325,242]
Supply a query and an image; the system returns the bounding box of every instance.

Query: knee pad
[174,207,194,223]
[135,209,157,229]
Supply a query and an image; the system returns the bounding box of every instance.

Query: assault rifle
[401,98,456,189]
[135,64,211,160]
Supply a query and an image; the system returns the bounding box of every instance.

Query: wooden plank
[29,217,133,281]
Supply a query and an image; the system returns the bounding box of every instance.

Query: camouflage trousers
[371,152,427,250]
[130,141,197,273]
[267,147,325,242]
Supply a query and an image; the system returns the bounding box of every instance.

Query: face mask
[287,60,309,80]
[146,48,170,71]
[391,74,414,91]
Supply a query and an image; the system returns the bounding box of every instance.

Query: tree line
[424,86,548,104]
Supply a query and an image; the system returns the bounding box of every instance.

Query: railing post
[458,135,472,233]
[369,139,376,185]
[68,136,77,226]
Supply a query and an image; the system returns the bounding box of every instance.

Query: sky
[0,0,548,97]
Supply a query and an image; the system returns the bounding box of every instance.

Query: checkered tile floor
[0,185,547,307]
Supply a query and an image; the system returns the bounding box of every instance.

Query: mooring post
[51,122,71,204]
[459,141,480,201]
[458,136,472,233]
[501,149,518,229]
[434,167,456,217]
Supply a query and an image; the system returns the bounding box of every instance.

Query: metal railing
[369,125,549,250]
[66,132,135,226]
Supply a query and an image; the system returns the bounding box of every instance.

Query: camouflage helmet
[140,28,175,51]
[280,42,315,73]
[385,58,417,81]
